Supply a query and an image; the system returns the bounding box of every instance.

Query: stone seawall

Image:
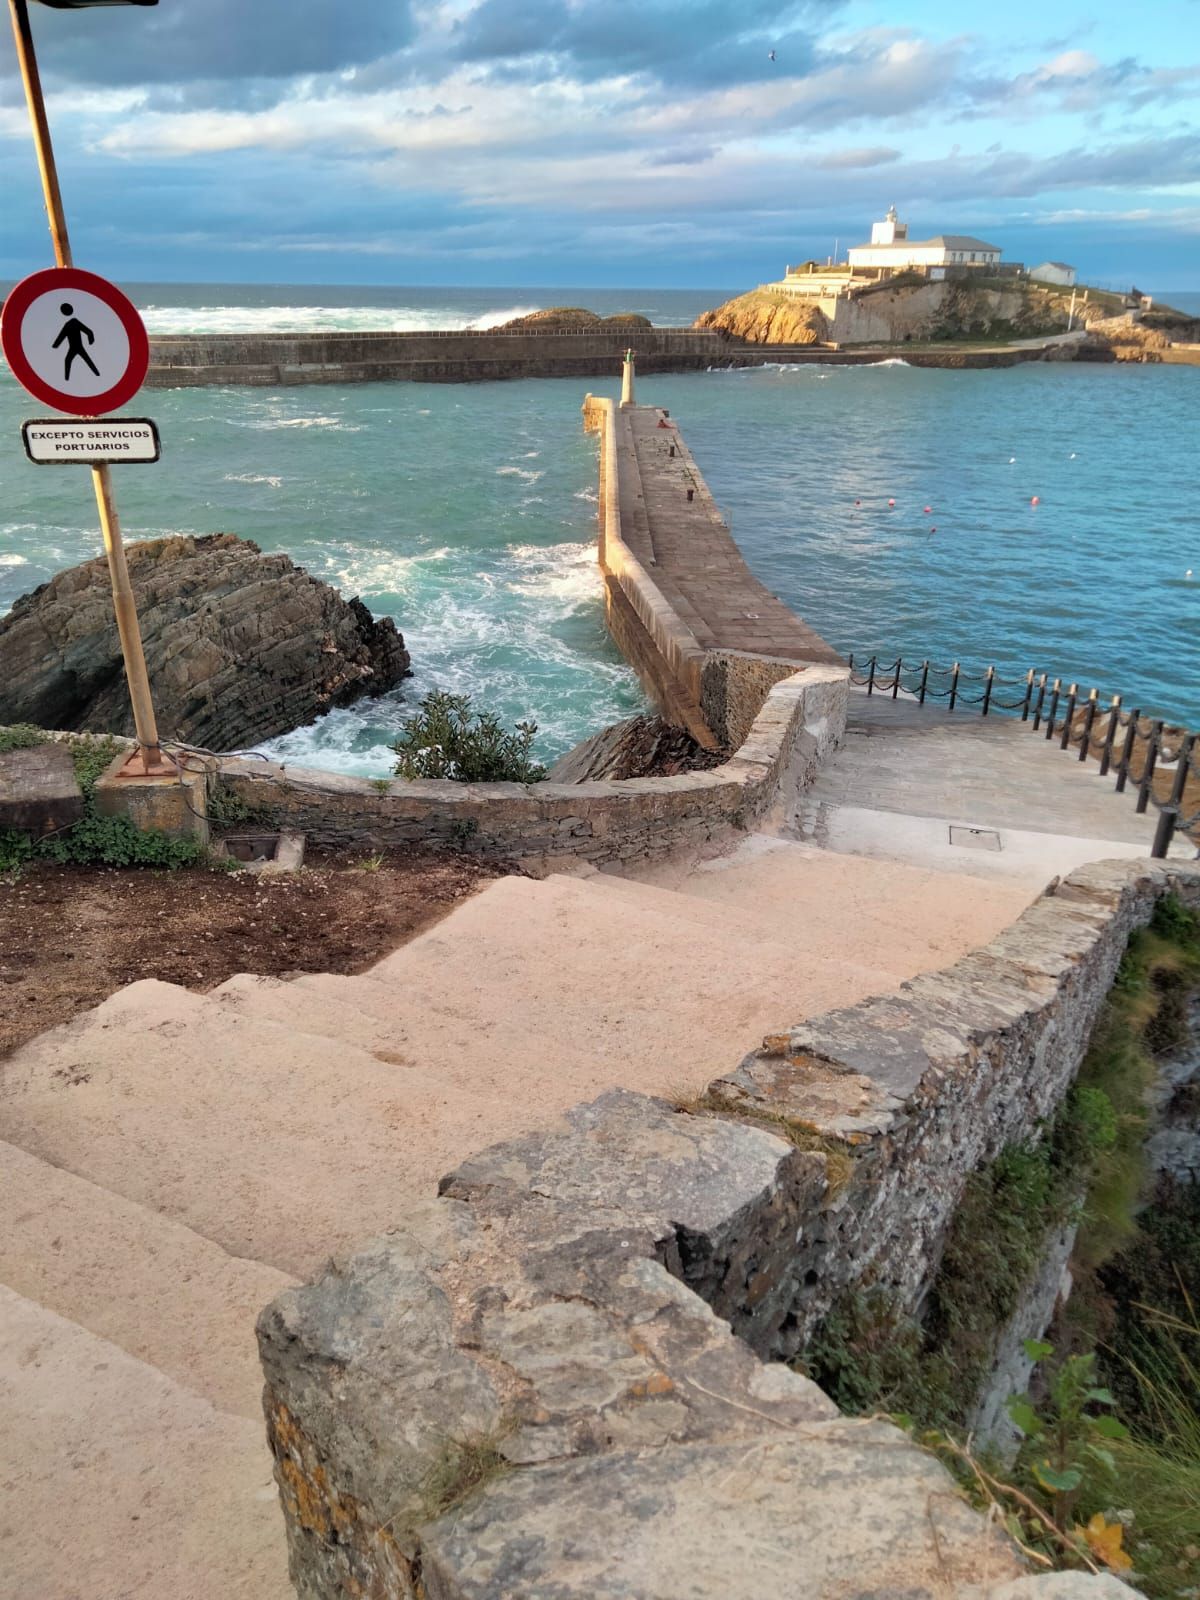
[147,328,752,387]
[217,661,846,866]
[259,855,1199,1600]
[145,326,1063,387]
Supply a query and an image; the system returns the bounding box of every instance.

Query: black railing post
[918,660,930,705]
[1059,683,1078,750]
[948,661,960,712]
[866,655,878,695]
[1031,672,1048,731]
[1045,677,1062,739]
[1020,668,1035,721]
[1135,720,1163,814]
[1167,731,1195,811]
[1098,694,1121,777]
[1078,688,1099,762]
[1115,708,1140,792]
[891,657,902,699]
[848,652,855,676]
[1151,806,1178,859]
[981,665,995,717]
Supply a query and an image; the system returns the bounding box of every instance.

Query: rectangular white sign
[21,417,160,465]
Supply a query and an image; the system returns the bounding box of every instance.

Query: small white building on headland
[846,207,1002,274]
[1030,261,1077,287]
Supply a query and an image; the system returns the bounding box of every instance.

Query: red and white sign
[1,266,150,417]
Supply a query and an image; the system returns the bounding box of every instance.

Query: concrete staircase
[0,854,1034,1599]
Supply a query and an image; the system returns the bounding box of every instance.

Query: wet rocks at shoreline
[0,533,410,752]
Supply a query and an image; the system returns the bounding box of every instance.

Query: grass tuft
[417,1424,513,1522]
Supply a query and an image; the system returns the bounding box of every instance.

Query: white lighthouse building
[847,207,1002,273]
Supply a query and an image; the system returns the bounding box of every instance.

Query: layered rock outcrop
[548,712,724,782]
[0,534,410,752]
[695,290,828,344]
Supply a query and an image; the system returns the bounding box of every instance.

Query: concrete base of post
[94,751,210,848]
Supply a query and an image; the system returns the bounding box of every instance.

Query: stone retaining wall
[259,856,1198,1599]
[216,661,846,865]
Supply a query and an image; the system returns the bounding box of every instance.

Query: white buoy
[1009,457,1016,464]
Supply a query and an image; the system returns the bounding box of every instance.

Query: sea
[1,282,1197,776]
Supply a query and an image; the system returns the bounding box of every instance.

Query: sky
[1,0,1198,291]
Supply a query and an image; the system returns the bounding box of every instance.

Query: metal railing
[846,652,1200,858]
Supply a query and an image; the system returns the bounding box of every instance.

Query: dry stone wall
[258,856,1199,1600]
[217,662,846,865]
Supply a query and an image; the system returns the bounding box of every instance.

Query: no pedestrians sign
[1,265,150,416]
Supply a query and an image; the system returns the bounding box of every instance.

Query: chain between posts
[847,649,1197,857]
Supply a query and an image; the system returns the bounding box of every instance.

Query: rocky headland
[696,276,1200,353]
[0,533,410,751]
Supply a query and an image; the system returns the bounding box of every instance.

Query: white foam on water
[0,552,29,566]
[140,303,542,336]
[223,472,283,488]
[496,466,545,483]
[502,541,608,613]
[239,414,366,433]
[862,358,911,368]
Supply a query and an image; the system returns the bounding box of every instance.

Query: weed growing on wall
[802,896,1200,1596]
[393,693,547,784]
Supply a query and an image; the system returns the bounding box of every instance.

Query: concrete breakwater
[145,325,1063,386]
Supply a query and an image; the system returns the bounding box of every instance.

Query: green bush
[392,692,546,784]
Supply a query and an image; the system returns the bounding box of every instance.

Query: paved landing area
[795,690,1192,882]
[617,405,842,666]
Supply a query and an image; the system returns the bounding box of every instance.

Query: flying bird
[768,49,776,62]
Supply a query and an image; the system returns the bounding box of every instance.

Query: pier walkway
[616,404,841,667]
[586,396,841,747]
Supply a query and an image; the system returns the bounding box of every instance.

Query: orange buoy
[1031,495,1040,506]
[923,505,932,514]
[888,498,896,508]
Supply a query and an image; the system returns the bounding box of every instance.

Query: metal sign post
[6,0,167,774]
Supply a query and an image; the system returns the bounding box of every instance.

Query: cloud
[814,146,901,169]
[17,0,417,86]
[451,0,829,88]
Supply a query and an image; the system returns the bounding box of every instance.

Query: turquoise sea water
[1,284,1197,775]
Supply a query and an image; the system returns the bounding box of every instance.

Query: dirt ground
[0,848,507,1059]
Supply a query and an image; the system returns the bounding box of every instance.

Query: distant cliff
[697,277,1106,346]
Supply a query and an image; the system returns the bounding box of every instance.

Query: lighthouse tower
[870,205,908,246]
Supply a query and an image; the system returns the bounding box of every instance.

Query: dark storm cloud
[20,0,416,86]
[452,0,832,87]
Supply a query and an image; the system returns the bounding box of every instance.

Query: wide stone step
[283,872,900,1075]
[624,837,1036,978]
[0,979,512,1279]
[0,1140,294,1419]
[0,1286,290,1600]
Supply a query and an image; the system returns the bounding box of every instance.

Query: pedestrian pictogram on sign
[1,265,150,416]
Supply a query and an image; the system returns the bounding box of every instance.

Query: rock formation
[499,308,653,331]
[0,534,410,752]
[695,290,828,345]
[548,712,724,782]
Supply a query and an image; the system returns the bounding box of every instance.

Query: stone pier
[584,395,843,749]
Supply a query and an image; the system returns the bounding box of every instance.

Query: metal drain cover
[949,825,1002,852]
